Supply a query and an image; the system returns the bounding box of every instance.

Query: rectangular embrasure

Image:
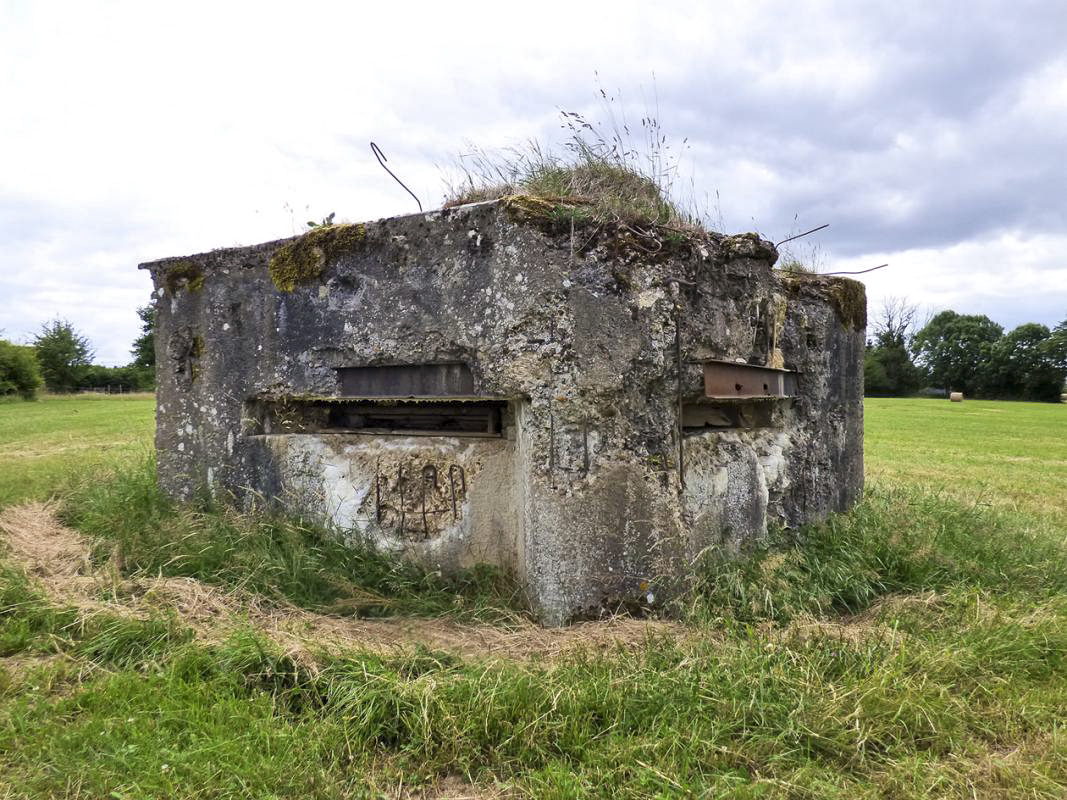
[247,397,506,437]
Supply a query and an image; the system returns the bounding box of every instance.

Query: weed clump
[443,105,708,252]
[268,223,366,292]
[777,258,814,274]
[446,153,688,232]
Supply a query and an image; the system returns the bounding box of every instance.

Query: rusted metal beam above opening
[697,359,799,399]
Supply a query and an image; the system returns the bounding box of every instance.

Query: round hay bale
[950,392,964,402]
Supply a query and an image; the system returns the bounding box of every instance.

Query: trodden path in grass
[0,501,680,663]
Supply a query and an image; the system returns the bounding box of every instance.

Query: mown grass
[1,396,1066,797]
[865,396,1067,521]
[0,393,154,507]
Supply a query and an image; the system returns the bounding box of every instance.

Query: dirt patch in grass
[0,503,680,663]
[0,652,69,676]
[850,590,946,623]
[406,775,513,799]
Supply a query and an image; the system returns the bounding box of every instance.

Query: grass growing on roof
[444,107,702,237]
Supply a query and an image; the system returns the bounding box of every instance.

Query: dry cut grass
[0,502,679,665]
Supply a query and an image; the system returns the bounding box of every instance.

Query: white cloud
[839,231,1067,332]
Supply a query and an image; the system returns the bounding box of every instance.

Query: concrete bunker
[141,199,865,625]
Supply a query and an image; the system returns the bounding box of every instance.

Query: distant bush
[913,311,1067,401]
[864,342,923,396]
[0,339,43,400]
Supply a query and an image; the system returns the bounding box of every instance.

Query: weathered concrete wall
[256,431,520,572]
[141,198,864,625]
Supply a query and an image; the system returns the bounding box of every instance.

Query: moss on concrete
[188,333,205,383]
[163,261,205,294]
[502,195,593,234]
[268,223,367,292]
[502,194,703,266]
[828,278,867,331]
[778,273,866,332]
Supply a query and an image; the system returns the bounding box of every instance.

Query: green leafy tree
[865,343,923,396]
[0,339,44,400]
[130,304,156,368]
[912,311,1003,395]
[984,323,1065,401]
[32,319,94,393]
[863,348,889,394]
[1047,315,1067,373]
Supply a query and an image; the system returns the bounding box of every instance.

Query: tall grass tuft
[689,485,1067,623]
[443,90,701,233]
[74,616,192,668]
[0,565,81,656]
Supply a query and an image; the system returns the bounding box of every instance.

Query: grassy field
[1,394,1066,798]
[0,394,154,507]
[865,397,1067,521]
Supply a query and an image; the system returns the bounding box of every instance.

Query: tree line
[0,308,155,400]
[865,300,1067,402]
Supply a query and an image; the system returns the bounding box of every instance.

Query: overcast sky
[2,0,1065,364]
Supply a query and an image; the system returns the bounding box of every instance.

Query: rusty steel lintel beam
[698,359,799,399]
